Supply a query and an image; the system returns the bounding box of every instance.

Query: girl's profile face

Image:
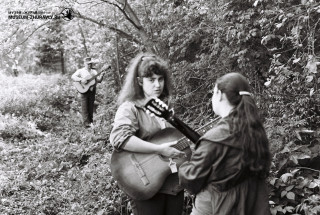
[141,73,164,99]
[211,84,220,115]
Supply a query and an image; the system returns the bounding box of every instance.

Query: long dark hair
[117,53,172,105]
[216,73,270,177]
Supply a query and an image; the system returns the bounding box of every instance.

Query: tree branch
[100,0,142,30]
[0,27,20,45]
[77,21,88,55]
[296,166,320,173]
[5,21,50,55]
[73,11,141,44]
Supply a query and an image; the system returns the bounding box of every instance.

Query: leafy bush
[0,114,44,141]
[269,138,320,215]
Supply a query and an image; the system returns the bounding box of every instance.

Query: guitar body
[110,127,192,200]
[73,78,96,93]
[73,66,111,93]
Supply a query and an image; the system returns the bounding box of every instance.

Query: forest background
[0,0,320,214]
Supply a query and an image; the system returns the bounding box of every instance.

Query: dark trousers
[80,87,96,126]
[131,191,184,215]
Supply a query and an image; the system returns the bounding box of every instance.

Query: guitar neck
[170,117,220,151]
[87,70,105,82]
[144,98,220,150]
[168,116,200,143]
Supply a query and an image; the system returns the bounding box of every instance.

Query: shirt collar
[131,98,148,109]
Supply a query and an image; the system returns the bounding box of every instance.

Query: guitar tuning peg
[154,97,161,103]
[146,109,156,118]
[155,98,167,109]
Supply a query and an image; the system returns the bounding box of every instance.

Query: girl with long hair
[179,72,271,215]
[110,53,185,215]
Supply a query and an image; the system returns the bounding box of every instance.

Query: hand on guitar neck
[74,65,111,93]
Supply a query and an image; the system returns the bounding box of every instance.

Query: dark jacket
[179,117,270,214]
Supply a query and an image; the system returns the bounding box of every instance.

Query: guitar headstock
[145,98,174,120]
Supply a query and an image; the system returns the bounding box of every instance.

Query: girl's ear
[137,77,143,86]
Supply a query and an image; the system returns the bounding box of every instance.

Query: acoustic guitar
[110,98,220,200]
[73,65,111,93]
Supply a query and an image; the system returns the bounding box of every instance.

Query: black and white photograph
[0,0,320,214]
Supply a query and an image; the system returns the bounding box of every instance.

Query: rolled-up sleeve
[179,140,225,194]
[109,102,139,150]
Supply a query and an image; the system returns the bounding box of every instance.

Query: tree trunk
[114,32,122,92]
[116,0,157,53]
[60,49,65,74]
[78,22,88,56]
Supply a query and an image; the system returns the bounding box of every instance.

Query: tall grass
[0,71,127,215]
[0,72,61,107]
[0,73,64,140]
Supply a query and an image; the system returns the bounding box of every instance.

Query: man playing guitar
[71,57,105,128]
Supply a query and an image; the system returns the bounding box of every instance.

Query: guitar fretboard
[172,117,220,151]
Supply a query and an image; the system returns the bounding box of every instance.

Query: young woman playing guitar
[109,53,185,215]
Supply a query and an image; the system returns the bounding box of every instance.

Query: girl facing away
[110,53,185,215]
[179,72,271,215]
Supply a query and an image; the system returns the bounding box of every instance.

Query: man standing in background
[71,57,105,128]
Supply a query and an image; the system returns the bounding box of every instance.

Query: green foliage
[148,0,320,129]
[34,20,65,73]
[0,115,43,141]
[269,140,320,215]
[258,0,320,130]
[0,73,74,136]
[0,72,124,214]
